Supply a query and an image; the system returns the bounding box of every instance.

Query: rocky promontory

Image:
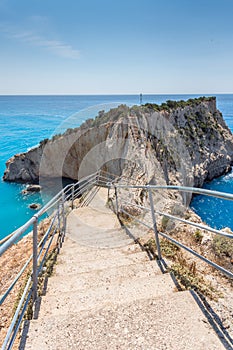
[3,97,233,190]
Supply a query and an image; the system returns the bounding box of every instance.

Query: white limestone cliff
[3,97,233,191]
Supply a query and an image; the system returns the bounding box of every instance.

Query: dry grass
[142,237,222,300]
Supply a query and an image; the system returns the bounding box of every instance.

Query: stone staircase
[22,188,226,350]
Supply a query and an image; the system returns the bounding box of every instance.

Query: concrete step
[66,207,132,247]
[60,237,142,255]
[54,251,150,275]
[67,207,121,232]
[87,187,110,212]
[70,227,129,240]
[65,237,134,249]
[69,227,134,248]
[46,260,162,294]
[58,241,145,263]
[61,238,137,250]
[37,274,177,316]
[24,290,225,350]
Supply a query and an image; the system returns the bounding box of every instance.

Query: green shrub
[160,239,180,258]
[143,97,215,112]
[143,238,179,259]
[161,215,170,230]
[193,229,203,243]
[212,235,233,258]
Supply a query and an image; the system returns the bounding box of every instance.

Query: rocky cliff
[3,97,233,191]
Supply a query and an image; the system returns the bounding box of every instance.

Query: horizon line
[0,92,233,96]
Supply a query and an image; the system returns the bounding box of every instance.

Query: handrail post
[107,185,110,200]
[57,203,61,252]
[58,203,61,234]
[148,188,162,260]
[62,193,66,243]
[114,185,119,215]
[32,218,38,302]
[96,170,100,186]
[71,185,75,210]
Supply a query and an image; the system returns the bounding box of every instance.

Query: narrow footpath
[22,188,225,350]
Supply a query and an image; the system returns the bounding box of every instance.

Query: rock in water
[26,184,41,192]
[21,184,41,195]
[29,203,41,210]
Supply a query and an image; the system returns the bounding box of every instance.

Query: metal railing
[111,183,233,280]
[0,171,105,350]
[1,171,233,349]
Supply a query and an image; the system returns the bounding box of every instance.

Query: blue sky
[0,0,233,94]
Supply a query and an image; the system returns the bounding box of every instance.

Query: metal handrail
[0,171,99,257]
[155,210,233,239]
[113,183,233,201]
[0,254,32,305]
[0,213,58,305]
[120,207,233,279]
[112,183,233,280]
[120,198,233,239]
[1,170,103,350]
[1,170,233,350]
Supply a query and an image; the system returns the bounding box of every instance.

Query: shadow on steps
[190,289,233,350]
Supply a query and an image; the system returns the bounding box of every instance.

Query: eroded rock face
[4,148,43,183]
[3,98,233,190]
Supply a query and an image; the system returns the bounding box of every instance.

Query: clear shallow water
[0,94,233,240]
[191,94,233,230]
[191,170,233,230]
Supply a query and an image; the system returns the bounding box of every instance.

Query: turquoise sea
[0,94,233,240]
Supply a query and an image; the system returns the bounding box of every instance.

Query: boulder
[26,184,41,192]
[22,185,41,195]
[29,203,41,210]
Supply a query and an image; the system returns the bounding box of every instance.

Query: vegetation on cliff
[143,96,216,112]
